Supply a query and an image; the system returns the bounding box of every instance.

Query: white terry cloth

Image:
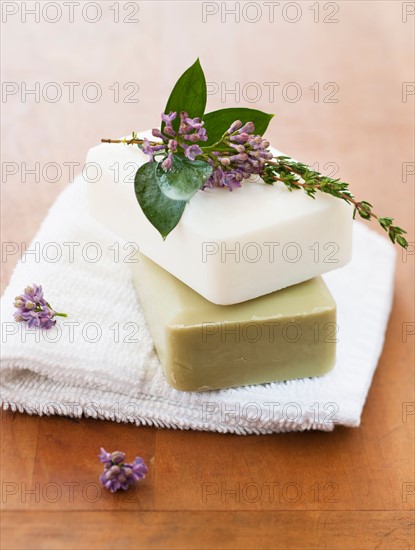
[0,176,397,434]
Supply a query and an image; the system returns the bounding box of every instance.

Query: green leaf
[163,59,207,133]
[156,155,212,201]
[134,161,186,239]
[202,108,274,146]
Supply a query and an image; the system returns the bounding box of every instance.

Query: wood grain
[1,1,414,549]
[2,511,414,550]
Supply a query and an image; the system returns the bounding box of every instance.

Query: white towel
[0,176,396,434]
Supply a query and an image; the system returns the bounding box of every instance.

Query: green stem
[270,158,408,248]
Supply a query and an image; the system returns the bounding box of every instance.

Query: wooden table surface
[1,1,414,549]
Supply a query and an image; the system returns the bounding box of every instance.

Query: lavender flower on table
[99,448,148,493]
[13,284,67,329]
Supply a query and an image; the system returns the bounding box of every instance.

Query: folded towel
[0,176,396,434]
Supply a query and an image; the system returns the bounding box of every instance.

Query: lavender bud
[109,465,121,476]
[227,120,243,134]
[220,157,231,166]
[14,299,24,308]
[179,111,191,134]
[168,140,178,152]
[230,144,245,153]
[161,111,177,125]
[161,153,173,171]
[25,301,35,310]
[230,133,249,144]
[184,133,200,142]
[152,128,166,140]
[239,122,255,134]
[230,153,248,163]
[163,126,176,137]
[184,117,204,129]
[240,170,251,179]
[24,286,34,296]
[14,314,23,322]
[196,128,208,141]
[111,451,125,464]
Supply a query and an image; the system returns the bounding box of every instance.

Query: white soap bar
[86,133,352,305]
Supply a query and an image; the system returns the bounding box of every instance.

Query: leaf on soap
[134,161,186,239]
[156,155,213,201]
[162,59,207,133]
[202,108,274,146]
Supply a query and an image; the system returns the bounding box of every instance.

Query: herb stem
[101,138,162,147]
[269,157,408,247]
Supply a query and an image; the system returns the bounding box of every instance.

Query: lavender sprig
[102,123,408,247]
[13,284,67,329]
[100,59,408,243]
[99,448,147,493]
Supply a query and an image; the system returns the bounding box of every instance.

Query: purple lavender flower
[230,143,246,153]
[13,284,66,329]
[141,138,166,162]
[239,121,255,134]
[184,116,204,129]
[168,139,178,153]
[163,126,176,137]
[183,144,203,161]
[230,153,248,163]
[98,448,112,464]
[204,119,272,191]
[161,152,173,171]
[227,120,243,134]
[198,128,208,141]
[152,128,167,141]
[161,111,177,126]
[99,448,147,493]
[144,111,209,169]
[143,114,270,192]
[224,173,242,191]
[192,127,208,142]
[230,133,250,144]
[184,128,207,142]
[185,133,199,142]
[142,138,154,159]
[178,111,191,134]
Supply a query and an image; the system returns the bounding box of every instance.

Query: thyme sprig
[263,156,408,248]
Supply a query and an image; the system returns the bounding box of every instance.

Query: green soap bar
[132,254,337,391]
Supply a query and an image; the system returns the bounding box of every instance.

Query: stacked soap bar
[133,253,336,391]
[87,133,351,390]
